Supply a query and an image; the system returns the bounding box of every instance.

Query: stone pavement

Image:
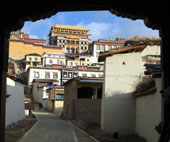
[17,110,97,142]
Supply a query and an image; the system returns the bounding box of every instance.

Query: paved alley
[17,110,97,142]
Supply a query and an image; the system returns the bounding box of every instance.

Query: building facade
[77,66,103,78]
[27,67,61,86]
[9,39,63,60]
[49,24,91,54]
[65,52,93,68]
[100,43,161,137]
[63,77,103,122]
[90,37,126,63]
[6,74,25,127]
[42,52,66,68]
[61,67,78,85]
[25,53,42,71]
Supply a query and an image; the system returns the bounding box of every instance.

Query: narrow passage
[17,110,77,142]
[17,110,96,142]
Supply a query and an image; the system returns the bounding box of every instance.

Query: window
[68,72,73,78]
[63,72,67,78]
[35,58,37,61]
[91,74,96,77]
[73,72,77,77]
[60,60,63,65]
[78,87,93,98]
[82,73,87,77]
[53,72,58,79]
[100,45,104,50]
[99,74,103,77]
[67,47,70,53]
[34,71,39,78]
[29,57,32,61]
[80,58,85,61]
[45,72,50,78]
[71,48,75,53]
[49,59,53,63]
[76,49,79,54]
[71,40,75,44]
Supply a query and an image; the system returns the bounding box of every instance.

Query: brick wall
[77,99,101,123]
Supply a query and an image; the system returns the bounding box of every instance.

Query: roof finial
[110,36,112,40]
[118,34,120,39]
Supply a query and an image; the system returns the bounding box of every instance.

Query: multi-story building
[25,53,42,71]
[27,67,61,86]
[10,30,46,45]
[9,31,62,60]
[77,66,103,78]
[61,67,78,85]
[42,52,66,68]
[48,24,91,54]
[89,36,126,63]
[61,65,103,85]
[65,52,92,68]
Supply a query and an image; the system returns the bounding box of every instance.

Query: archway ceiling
[0,1,168,32]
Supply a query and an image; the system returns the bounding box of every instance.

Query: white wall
[43,57,65,67]
[136,78,162,142]
[91,44,99,64]
[101,53,143,135]
[141,45,160,57]
[141,45,160,72]
[6,77,25,127]
[78,71,103,78]
[28,68,61,85]
[54,101,63,115]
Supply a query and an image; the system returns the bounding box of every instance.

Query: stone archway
[0,2,170,142]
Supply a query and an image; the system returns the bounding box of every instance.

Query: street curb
[17,111,40,141]
[70,122,100,142]
[68,122,78,142]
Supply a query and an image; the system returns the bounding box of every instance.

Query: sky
[21,11,159,43]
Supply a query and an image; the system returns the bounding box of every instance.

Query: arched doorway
[0,3,169,142]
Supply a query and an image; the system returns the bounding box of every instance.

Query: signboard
[25,103,34,110]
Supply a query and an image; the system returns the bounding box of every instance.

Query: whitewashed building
[99,44,161,137]
[42,52,65,68]
[25,53,42,71]
[6,74,26,127]
[89,37,126,64]
[77,65,103,78]
[27,67,61,86]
